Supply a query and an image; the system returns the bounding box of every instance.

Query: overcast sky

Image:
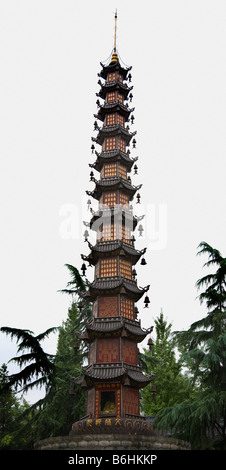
[0,0,225,404]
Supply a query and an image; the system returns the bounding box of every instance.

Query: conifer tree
[154,242,226,449]
[141,311,193,415]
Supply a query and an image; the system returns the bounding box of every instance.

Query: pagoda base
[34,433,190,451]
[34,418,191,450]
[70,417,153,435]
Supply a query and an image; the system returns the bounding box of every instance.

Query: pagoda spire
[110,10,119,64]
[114,9,117,50]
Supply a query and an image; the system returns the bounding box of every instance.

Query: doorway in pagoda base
[95,384,121,418]
[101,391,116,414]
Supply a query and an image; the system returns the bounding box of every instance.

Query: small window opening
[100,391,116,414]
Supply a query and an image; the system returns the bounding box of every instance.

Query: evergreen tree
[0,364,32,449]
[0,327,59,408]
[141,311,194,415]
[32,265,91,441]
[154,242,226,449]
[32,302,89,440]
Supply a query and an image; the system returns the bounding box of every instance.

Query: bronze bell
[138,223,143,235]
[81,263,87,276]
[134,164,138,174]
[83,230,89,241]
[144,295,150,308]
[148,337,154,350]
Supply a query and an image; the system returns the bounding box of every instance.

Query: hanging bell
[134,306,139,318]
[90,171,94,181]
[138,224,143,236]
[134,164,138,175]
[91,144,95,154]
[128,73,132,82]
[132,268,137,280]
[93,120,98,131]
[81,263,87,276]
[144,295,150,308]
[129,93,133,102]
[132,138,136,148]
[141,257,147,265]
[73,342,79,355]
[83,229,89,241]
[78,301,83,312]
[151,384,157,402]
[148,337,154,350]
[127,176,131,184]
[87,199,91,210]
[136,193,141,204]
[131,115,135,124]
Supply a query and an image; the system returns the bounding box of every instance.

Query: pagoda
[71,13,155,435]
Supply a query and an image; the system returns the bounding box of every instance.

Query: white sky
[0,0,225,404]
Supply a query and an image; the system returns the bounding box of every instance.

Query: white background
[0,0,225,404]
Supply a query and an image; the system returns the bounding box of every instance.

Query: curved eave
[85,240,146,265]
[94,125,135,146]
[95,103,133,122]
[84,277,150,302]
[89,208,138,232]
[85,318,150,343]
[81,363,153,389]
[87,178,139,200]
[91,150,135,172]
[99,60,132,80]
[97,82,133,100]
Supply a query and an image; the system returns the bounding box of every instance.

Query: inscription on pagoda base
[70,417,153,435]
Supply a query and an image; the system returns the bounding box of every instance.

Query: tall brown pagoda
[71,13,155,435]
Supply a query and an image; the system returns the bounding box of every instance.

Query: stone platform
[35,418,190,450]
[35,433,190,450]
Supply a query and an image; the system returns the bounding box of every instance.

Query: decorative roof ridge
[93,148,134,161]
[96,101,134,114]
[84,317,153,337]
[97,81,133,92]
[92,128,136,146]
[96,124,135,136]
[89,175,142,191]
[85,277,150,294]
[86,240,146,256]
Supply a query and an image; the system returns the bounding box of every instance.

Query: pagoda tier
[80,364,154,389]
[92,125,136,147]
[87,208,142,232]
[95,102,134,123]
[87,178,141,201]
[82,240,146,265]
[73,36,154,425]
[78,317,153,343]
[90,150,137,173]
[98,59,132,80]
[96,80,133,101]
[85,278,149,303]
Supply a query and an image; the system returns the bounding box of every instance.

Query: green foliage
[32,302,90,440]
[31,265,92,442]
[0,326,59,398]
[141,311,195,415]
[0,364,33,449]
[154,242,226,449]
[0,264,91,448]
